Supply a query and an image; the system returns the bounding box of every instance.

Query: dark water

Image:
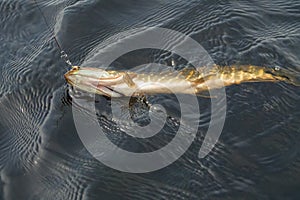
[1,0,300,199]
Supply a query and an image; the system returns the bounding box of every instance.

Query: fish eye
[274,66,280,71]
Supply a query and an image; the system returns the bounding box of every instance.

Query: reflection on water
[0,0,300,199]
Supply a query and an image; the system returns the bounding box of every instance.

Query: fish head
[263,66,300,86]
[64,66,126,97]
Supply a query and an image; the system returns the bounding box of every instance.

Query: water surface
[0,0,300,199]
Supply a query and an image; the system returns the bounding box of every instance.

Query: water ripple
[1,0,300,199]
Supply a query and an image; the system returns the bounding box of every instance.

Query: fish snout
[270,67,300,86]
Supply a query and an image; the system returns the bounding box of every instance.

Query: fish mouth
[265,67,300,86]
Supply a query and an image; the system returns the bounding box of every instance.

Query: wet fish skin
[64,65,299,97]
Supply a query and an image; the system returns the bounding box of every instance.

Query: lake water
[1,0,300,199]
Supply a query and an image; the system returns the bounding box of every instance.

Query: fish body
[65,67,195,97]
[64,65,298,97]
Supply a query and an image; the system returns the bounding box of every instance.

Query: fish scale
[65,65,299,97]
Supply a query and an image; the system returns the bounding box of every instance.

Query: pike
[32,1,299,98]
[64,65,299,97]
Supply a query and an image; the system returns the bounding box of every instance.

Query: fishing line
[33,0,73,67]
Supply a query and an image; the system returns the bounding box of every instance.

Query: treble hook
[60,51,72,66]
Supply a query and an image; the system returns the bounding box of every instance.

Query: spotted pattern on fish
[65,65,299,97]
